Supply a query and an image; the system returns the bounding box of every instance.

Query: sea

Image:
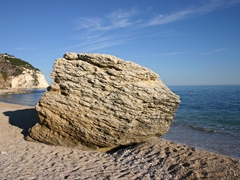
[0,85,239,159]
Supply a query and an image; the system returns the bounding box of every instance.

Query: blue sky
[1,0,240,85]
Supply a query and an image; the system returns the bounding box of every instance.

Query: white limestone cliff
[11,69,48,88]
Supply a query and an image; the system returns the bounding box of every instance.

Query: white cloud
[144,9,195,27]
[73,17,108,31]
[200,47,229,55]
[160,52,189,56]
[73,8,140,32]
[212,48,228,52]
[107,8,139,20]
[62,33,136,52]
[16,47,39,50]
[68,0,240,51]
[142,0,240,27]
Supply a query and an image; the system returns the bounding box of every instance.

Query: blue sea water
[0,86,239,159]
[0,89,46,106]
[164,85,240,159]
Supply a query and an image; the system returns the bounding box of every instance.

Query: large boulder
[28,52,180,151]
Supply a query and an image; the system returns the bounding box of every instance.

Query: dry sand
[0,102,239,180]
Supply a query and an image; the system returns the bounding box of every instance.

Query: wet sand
[0,102,239,179]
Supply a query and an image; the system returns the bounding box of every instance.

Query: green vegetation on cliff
[5,57,39,77]
[0,53,39,77]
[1,71,7,81]
[4,56,39,71]
[0,53,40,88]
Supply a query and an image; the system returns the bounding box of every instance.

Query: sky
[1,0,240,86]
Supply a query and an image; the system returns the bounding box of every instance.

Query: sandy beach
[0,102,239,180]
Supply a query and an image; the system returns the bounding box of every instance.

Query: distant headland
[0,53,48,94]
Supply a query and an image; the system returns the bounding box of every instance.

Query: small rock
[0,151,8,155]
[63,52,79,60]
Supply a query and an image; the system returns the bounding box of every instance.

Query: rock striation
[28,52,180,151]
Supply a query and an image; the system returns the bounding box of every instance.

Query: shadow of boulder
[4,108,40,137]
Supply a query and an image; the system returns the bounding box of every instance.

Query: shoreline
[0,88,33,95]
[0,87,47,95]
[163,124,240,160]
[0,102,240,179]
[1,100,239,159]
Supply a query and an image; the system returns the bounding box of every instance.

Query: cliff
[0,53,48,90]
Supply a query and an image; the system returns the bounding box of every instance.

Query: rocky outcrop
[28,52,180,151]
[0,53,48,90]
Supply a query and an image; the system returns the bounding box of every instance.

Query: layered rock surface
[28,52,180,151]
